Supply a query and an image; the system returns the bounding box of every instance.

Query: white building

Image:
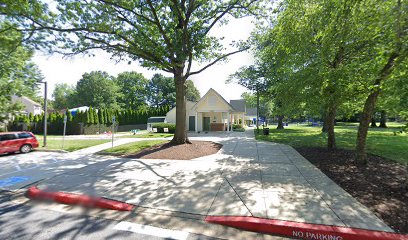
[11,95,43,115]
[165,88,250,132]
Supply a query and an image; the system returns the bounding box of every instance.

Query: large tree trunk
[356,91,380,163]
[171,69,189,144]
[356,51,400,163]
[321,111,327,133]
[370,115,377,127]
[356,0,403,163]
[276,115,284,129]
[324,104,337,150]
[379,110,387,128]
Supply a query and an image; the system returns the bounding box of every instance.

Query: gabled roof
[12,95,41,106]
[246,108,257,116]
[192,88,234,111]
[230,100,246,113]
[167,100,197,113]
[22,96,41,106]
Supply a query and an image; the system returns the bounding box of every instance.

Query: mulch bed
[125,141,223,160]
[296,147,408,234]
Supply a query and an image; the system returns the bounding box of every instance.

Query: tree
[52,83,76,110]
[241,92,272,122]
[257,0,370,149]
[228,65,268,131]
[10,0,264,144]
[185,80,200,102]
[148,74,176,107]
[75,71,121,109]
[115,71,149,109]
[355,0,407,163]
[0,22,42,123]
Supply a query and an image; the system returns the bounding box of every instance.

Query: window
[208,96,217,106]
[0,134,17,141]
[18,133,32,139]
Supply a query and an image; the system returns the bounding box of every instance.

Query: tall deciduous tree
[256,0,372,149]
[0,22,42,122]
[185,80,200,102]
[7,0,264,144]
[115,71,149,109]
[228,65,268,131]
[75,71,121,109]
[148,73,176,108]
[52,83,76,110]
[355,0,408,163]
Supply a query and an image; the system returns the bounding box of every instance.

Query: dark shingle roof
[246,108,257,116]
[147,117,166,123]
[229,100,246,112]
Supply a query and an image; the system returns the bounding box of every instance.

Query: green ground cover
[101,140,167,155]
[118,132,173,138]
[37,139,110,152]
[255,122,408,164]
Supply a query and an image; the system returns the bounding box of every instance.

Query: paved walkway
[0,138,168,191]
[34,130,392,232]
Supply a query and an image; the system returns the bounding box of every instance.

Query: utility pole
[256,85,260,134]
[38,81,47,147]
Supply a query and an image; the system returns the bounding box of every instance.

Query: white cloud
[33,17,255,102]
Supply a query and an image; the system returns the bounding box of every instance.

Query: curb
[26,186,134,211]
[205,216,408,240]
[35,149,69,153]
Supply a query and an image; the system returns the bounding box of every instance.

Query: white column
[227,112,230,132]
[195,112,198,133]
[242,113,245,126]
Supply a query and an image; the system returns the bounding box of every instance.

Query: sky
[32,17,255,102]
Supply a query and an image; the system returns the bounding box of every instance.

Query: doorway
[189,116,195,131]
[203,117,210,131]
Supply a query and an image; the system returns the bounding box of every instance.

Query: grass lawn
[255,122,408,164]
[101,140,167,155]
[37,139,110,152]
[118,132,174,138]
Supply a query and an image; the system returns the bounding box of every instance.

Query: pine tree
[106,109,112,124]
[67,110,73,122]
[28,113,34,123]
[94,108,99,124]
[99,108,105,124]
[85,110,90,124]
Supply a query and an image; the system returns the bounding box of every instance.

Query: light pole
[37,81,47,147]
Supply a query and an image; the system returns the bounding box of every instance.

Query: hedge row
[10,106,171,134]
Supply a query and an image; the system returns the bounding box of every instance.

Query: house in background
[11,95,43,116]
[245,108,257,126]
[147,116,166,131]
[165,88,251,132]
[68,106,90,116]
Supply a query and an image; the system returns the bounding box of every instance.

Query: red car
[0,132,39,154]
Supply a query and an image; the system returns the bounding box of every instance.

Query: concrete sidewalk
[0,138,168,191]
[35,130,393,233]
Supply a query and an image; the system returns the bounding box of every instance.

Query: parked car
[0,132,39,154]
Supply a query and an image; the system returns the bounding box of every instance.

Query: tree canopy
[115,71,149,109]
[52,83,76,110]
[248,0,407,161]
[0,23,42,122]
[185,80,200,102]
[75,71,121,109]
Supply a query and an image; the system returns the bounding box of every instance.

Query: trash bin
[263,128,269,135]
